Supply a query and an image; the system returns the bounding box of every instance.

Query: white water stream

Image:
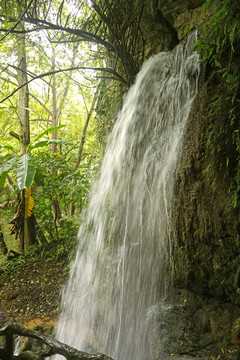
[54,33,200,360]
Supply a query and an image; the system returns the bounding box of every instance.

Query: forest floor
[0,253,239,360]
[0,245,69,329]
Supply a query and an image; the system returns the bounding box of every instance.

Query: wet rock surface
[172,65,240,305]
[149,289,240,359]
[169,64,240,359]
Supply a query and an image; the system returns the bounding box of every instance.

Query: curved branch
[0,27,41,34]
[0,66,127,104]
[9,131,20,140]
[0,0,35,42]
[24,17,115,51]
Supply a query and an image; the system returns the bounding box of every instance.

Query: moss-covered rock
[172,63,240,304]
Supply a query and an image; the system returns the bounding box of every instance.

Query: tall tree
[17,23,30,154]
[16,21,36,250]
[69,85,99,216]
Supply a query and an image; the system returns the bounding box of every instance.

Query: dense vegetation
[0,0,156,265]
[195,0,240,211]
[0,0,132,259]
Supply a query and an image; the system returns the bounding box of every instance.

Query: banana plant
[0,125,67,191]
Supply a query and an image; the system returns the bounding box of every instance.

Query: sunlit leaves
[28,139,69,151]
[0,144,17,153]
[31,125,66,144]
[0,157,17,187]
[0,171,7,188]
[17,154,36,190]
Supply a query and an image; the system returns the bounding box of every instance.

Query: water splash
[14,336,21,356]
[55,33,200,360]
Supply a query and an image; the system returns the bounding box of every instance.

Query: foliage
[195,0,240,76]
[0,237,73,284]
[203,81,240,200]
[0,126,66,190]
[95,78,125,146]
[0,0,132,253]
[0,254,25,275]
[33,150,94,213]
[0,120,100,247]
[196,0,240,210]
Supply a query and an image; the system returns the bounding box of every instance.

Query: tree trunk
[69,87,99,216]
[51,46,58,156]
[0,225,8,256]
[50,53,62,222]
[51,44,77,154]
[50,45,77,222]
[17,24,30,154]
[17,22,36,251]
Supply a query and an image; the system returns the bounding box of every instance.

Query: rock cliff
[141,0,240,358]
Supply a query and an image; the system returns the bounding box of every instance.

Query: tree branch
[0,66,127,104]
[24,16,115,51]
[0,27,41,34]
[0,0,35,42]
[9,131,20,140]
[75,86,99,169]
[29,118,52,122]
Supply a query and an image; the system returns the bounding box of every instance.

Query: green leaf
[0,105,18,110]
[17,154,36,190]
[0,154,12,161]
[0,172,7,187]
[28,125,66,151]
[28,140,49,150]
[0,144,17,153]
[0,157,16,176]
[0,158,17,187]
[28,138,69,151]
[33,125,66,143]
[227,74,235,83]
[229,20,237,51]
[34,166,44,186]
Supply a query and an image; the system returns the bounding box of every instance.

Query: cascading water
[55,33,200,360]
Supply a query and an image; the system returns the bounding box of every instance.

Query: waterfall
[54,33,200,360]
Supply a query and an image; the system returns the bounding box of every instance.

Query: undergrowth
[0,237,74,283]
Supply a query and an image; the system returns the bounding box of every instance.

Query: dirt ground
[0,254,69,328]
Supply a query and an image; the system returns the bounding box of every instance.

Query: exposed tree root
[0,323,113,360]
